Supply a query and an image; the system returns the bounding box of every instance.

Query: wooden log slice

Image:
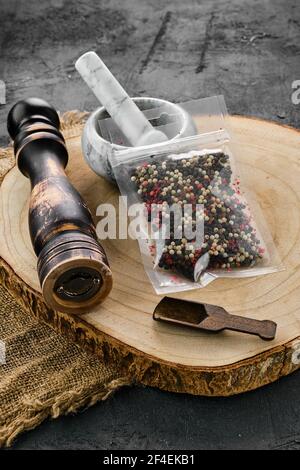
[1,113,300,396]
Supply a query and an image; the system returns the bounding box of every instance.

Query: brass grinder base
[37,232,113,313]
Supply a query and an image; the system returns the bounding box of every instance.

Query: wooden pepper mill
[7,98,113,313]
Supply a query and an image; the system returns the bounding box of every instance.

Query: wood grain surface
[1,114,300,395]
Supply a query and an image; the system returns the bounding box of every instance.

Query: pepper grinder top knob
[7,97,61,140]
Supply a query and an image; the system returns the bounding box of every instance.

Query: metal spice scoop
[154,297,277,340]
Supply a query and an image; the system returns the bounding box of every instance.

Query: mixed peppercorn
[130,151,264,281]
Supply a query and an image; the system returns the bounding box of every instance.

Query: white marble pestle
[75,51,168,147]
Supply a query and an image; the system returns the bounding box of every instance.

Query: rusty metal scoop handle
[200,310,276,340]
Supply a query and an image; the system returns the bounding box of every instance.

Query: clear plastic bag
[110,98,283,294]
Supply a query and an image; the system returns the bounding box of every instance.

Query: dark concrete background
[1,0,300,450]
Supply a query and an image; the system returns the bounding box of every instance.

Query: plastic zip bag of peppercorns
[111,131,283,294]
